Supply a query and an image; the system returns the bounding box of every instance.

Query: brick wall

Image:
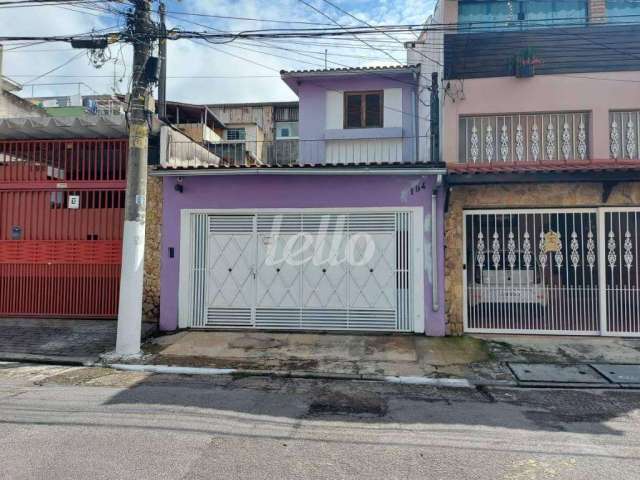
[589,0,606,23]
[444,181,640,335]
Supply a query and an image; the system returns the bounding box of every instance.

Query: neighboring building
[154,66,447,335]
[207,101,299,165]
[413,0,640,336]
[25,94,125,117]
[0,76,47,119]
[0,116,128,318]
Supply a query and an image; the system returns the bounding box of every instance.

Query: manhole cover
[591,364,640,384]
[508,363,609,384]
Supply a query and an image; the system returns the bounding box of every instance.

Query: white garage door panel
[348,232,396,311]
[302,234,349,309]
[256,234,301,309]
[185,209,422,332]
[206,215,256,327]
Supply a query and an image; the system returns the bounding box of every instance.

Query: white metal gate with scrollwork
[463,208,640,336]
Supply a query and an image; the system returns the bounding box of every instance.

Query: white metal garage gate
[179,209,424,332]
[463,208,640,336]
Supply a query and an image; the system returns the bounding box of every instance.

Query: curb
[0,352,96,367]
[108,363,475,388]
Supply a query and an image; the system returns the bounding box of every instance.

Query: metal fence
[464,208,640,336]
[0,139,126,318]
[459,112,590,164]
[610,110,640,161]
[163,137,410,168]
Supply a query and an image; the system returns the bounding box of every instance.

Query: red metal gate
[0,139,127,318]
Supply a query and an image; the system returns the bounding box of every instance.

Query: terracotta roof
[448,160,640,174]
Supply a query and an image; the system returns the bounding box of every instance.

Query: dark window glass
[346,94,363,128]
[364,93,382,127]
[607,0,640,23]
[458,0,587,30]
[344,91,383,128]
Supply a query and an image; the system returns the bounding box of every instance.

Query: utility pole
[158,1,167,119]
[115,0,155,356]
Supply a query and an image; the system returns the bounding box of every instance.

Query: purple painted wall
[159,174,446,335]
[284,72,418,164]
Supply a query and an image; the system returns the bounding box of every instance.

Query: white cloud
[0,0,436,104]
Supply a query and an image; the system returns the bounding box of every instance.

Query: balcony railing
[610,110,640,161]
[459,112,590,164]
[162,137,410,169]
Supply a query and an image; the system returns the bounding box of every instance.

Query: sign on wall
[68,194,80,210]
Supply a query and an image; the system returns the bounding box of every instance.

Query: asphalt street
[0,363,639,479]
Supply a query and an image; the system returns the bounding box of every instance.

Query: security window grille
[344,91,383,129]
[226,128,246,140]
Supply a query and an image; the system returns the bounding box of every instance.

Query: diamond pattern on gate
[257,235,301,308]
[349,233,396,310]
[207,234,255,308]
[302,234,349,309]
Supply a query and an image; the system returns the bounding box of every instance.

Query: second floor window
[458,0,587,30]
[226,128,246,140]
[344,91,383,129]
[276,121,299,139]
[607,0,640,23]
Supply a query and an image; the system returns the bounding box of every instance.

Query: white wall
[406,0,446,162]
[383,88,403,128]
[325,91,343,129]
[325,138,403,164]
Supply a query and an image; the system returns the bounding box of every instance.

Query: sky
[0,0,436,104]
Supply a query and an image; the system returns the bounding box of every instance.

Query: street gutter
[108,363,474,388]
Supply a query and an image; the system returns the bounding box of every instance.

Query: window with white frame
[225,128,246,140]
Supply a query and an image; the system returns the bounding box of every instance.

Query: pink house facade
[410,0,640,336]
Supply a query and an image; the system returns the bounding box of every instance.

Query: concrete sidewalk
[481,334,640,364]
[0,318,157,365]
[139,331,640,384]
[142,331,494,380]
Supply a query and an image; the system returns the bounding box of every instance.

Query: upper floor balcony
[162,135,413,169]
[439,0,640,81]
[456,109,640,169]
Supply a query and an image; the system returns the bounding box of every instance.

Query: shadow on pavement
[101,371,640,436]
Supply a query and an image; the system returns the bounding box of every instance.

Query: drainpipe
[431,174,443,312]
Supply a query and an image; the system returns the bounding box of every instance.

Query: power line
[295,0,404,66]
[315,0,443,67]
[163,9,337,27]
[3,15,640,43]
[22,50,86,84]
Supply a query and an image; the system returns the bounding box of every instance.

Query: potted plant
[514,47,542,78]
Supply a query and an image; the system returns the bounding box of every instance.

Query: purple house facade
[154,66,447,335]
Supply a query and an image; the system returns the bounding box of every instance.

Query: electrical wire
[22,50,86,84]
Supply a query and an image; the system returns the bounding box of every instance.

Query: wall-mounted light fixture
[175,176,184,193]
